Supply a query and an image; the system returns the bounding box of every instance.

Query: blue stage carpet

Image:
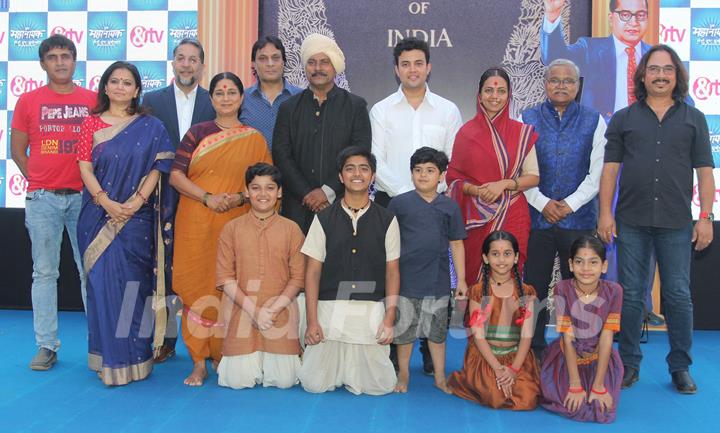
[1,310,718,433]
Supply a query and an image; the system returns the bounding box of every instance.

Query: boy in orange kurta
[216,163,306,389]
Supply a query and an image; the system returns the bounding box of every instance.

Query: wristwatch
[699,211,715,221]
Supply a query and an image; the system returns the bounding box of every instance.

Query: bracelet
[591,387,608,395]
[93,190,108,205]
[202,192,210,207]
[506,364,519,374]
[510,178,519,191]
[568,386,585,394]
[135,190,148,204]
[237,192,245,206]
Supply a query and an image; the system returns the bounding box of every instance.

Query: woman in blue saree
[77,61,174,386]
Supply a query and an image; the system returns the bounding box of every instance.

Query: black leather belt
[47,188,80,195]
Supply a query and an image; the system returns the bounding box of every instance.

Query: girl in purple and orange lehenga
[540,235,623,423]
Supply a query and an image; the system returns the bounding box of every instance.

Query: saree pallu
[77,115,175,386]
[446,102,537,283]
[448,282,540,410]
[172,123,271,362]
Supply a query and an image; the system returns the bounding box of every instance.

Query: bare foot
[211,359,220,371]
[184,361,208,386]
[434,377,451,394]
[394,370,409,393]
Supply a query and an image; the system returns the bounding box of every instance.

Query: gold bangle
[93,190,108,205]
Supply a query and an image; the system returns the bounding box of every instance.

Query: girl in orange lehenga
[170,72,271,386]
[448,230,540,410]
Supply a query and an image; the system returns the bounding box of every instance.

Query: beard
[176,75,197,87]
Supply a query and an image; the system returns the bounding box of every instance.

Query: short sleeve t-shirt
[11,85,97,191]
[388,191,467,298]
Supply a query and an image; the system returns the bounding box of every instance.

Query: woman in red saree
[170,72,272,386]
[446,67,539,284]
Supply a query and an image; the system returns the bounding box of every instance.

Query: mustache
[652,79,670,84]
[311,72,328,78]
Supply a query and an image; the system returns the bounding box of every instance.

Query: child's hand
[563,389,587,412]
[588,389,613,413]
[500,381,514,399]
[305,322,324,345]
[376,320,394,345]
[256,307,276,331]
[494,365,515,387]
[455,281,469,300]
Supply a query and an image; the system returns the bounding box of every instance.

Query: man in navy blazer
[141,38,215,363]
[143,38,215,148]
[540,0,650,123]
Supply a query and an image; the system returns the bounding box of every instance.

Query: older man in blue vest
[522,59,607,358]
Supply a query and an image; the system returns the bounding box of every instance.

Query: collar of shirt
[390,83,436,109]
[341,199,371,233]
[543,99,578,123]
[249,210,278,228]
[174,82,198,100]
[309,84,339,102]
[248,79,294,101]
[612,35,642,62]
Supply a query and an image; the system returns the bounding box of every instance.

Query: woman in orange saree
[170,72,271,386]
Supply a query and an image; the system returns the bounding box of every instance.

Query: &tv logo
[692,76,720,101]
[88,75,101,92]
[130,26,164,48]
[9,173,28,197]
[660,24,687,43]
[51,26,84,44]
[0,30,5,45]
[10,76,45,97]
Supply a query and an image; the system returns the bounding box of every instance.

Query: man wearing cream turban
[273,33,371,234]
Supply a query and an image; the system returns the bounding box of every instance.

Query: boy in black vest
[298,146,400,395]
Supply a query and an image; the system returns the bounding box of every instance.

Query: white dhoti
[298,300,397,395]
[217,351,301,389]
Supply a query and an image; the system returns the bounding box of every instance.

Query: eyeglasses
[646,65,676,75]
[613,10,648,22]
[547,78,578,86]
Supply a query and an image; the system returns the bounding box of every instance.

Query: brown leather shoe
[153,345,176,363]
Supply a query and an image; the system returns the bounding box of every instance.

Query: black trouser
[524,226,594,354]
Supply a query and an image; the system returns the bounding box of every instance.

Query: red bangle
[507,364,519,374]
[568,386,585,393]
[591,387,608,395]
[136,190,148,204]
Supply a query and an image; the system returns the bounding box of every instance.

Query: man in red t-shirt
[10,34,96,371]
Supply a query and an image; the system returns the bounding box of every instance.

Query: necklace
[490,275,513,287]
[344,199,369,213]
[574,280,600,300]
[252,210,275,222]
[215,120,240,129]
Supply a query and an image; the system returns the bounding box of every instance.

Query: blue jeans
[616,220,693,373]
[25,189,86,352]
